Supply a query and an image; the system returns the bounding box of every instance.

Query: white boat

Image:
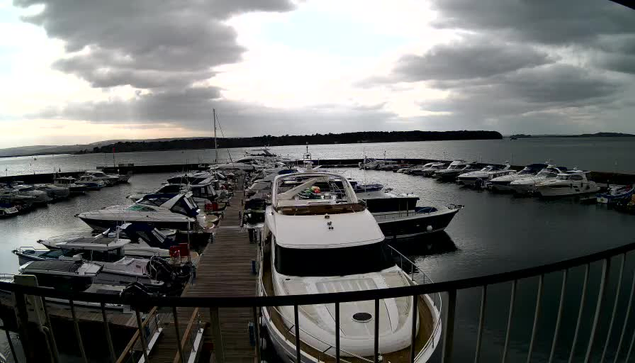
[535,170,600,197]
[76,192,209,233]
[54,176,88,194]
[19,260,102,292]
[457,163,514,187]
[84,170,120,186]
[76,175,106,190]
[0,204,19,218]
[259,172,442,363]
[11,183,52,204]
[417,162,447,177]
[433,160,478,181]
[509,165,568,194]
[34,184,70,200]
[487,163,547,192]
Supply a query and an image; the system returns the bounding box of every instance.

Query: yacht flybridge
[259,172,441,363]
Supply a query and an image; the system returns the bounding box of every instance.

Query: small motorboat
[34,184,70,201]
[76,192,209,233]
[363,192,462,239]
[509,165,568,194]
[457,163,514,188]
[76,175,106,190]
[0,203,19,218]
[597,184,634,205]
[11,183,52,204]
[535,170,600,197]
[433,160,479,181]
[488,163,547,192]
[83,170,120,186]
[19,260,102,292]
[416,162,447,177]
[54,176,88,194]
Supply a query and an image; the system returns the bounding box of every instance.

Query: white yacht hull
[537,183,600,197]
[261,294,441,363]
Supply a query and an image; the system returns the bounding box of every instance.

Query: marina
[0,146,634,363]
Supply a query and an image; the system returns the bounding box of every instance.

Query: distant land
[1,130,632,158]
[83,130,502,154]
[509,132,634,139]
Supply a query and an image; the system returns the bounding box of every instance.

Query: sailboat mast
[213,108,218,163]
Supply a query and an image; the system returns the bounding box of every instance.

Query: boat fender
[427,225,433,232]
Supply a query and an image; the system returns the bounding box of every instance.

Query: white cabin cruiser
[457,164,514,187]
[433,160,478,181]
[535,170,600,197]
[76,175,106,190]
[11,184,52,204]
[76,192,208,233]
[84,170,119,186]
[509,165,568,194]
[259,172,441,363]
[418,162,447,177]
[488,163,547,192]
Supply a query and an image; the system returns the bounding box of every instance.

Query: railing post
[600,254,625,363]
[100,302,116,363]
[14,291,37,363]
[294,304,301,363]
[173,306,184,363]
[134,309,150,363]
[209,307,225,363]
[501,280,517,363]
[70,300,88,363]
[569,264,591,363]
[584,258,610,363]
[474,285,487,363]
[374,298,380,363]
[253,306,261,363]
[41,299,60,363]
[614,270,635,363]
[442,290,457,363]
[526,275,544,363]
[410,294,418,363]
[548,269,568,363]
[335,302,340,363]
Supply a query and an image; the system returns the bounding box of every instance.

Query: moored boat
[457,163,514,188]
[597,184,634,205]
[259,172,442,363]
[508,165,567,194]
[487,163,547,192]
[535,170,600,197]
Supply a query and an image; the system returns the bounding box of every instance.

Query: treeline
[85,130,502,154]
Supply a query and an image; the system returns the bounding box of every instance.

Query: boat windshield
[556,175,571,180]
[275,242,395,276]
[518,168,535,175]
[538,169,559,178]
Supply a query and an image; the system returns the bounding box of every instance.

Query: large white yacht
[509,165,568,194]
[535,170,600,197]
[457,163,514,187]
[488,163,547,192]
[259,172,441,363]
[76,192,208,232]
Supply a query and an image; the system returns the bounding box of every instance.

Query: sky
[0,0,634,148]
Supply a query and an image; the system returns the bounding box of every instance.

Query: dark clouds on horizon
[12,0,635,135]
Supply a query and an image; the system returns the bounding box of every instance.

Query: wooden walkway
[148,187,258,363]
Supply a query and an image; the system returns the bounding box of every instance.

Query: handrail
[1,241,634,307]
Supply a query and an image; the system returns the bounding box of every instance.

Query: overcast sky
[0,0,634,148]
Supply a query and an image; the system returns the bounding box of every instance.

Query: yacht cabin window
[275,242,395,277]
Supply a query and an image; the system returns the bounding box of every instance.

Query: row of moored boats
[0,170,131,218]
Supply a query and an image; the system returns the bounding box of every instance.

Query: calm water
[1,164,635,361]
[1,137,635,176]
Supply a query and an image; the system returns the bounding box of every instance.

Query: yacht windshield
[538,169,559,178]
[275,243,395,276]
[519,168,534,175]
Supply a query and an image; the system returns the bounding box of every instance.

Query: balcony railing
[2,240,635,363]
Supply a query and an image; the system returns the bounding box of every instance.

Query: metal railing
[2,241,635,363]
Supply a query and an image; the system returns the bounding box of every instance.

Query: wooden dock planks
[149,187,258,363]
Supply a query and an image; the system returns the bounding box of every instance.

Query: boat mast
[213,108,218,164]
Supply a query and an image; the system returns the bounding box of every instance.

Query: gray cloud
[15,0,293,89]
[431,0,635,45]
[393,39,554,82]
